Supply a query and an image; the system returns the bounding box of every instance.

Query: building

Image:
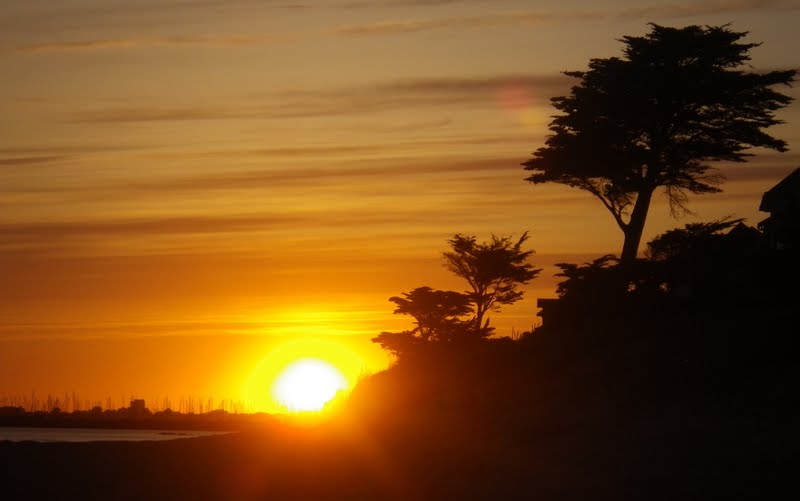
[758,167,800,251]
[129,399,148,419]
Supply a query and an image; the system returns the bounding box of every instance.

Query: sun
[271,359,348,412]
[241,337,368,414]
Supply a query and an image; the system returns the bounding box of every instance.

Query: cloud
[136,135,532,162]
[0,144,148,157]
[0,204,498,249]
[122,156,526,192]
[335,11,547,36]
[5,35,269,54]
[0,144,154,174]
[69,73,569,123]
[71,107,245,123]
[341,0,489,6]
[334,1,797,38]
[0,319,266,342]
[4,0,795,56]
[717,154,800,182]
[1,1,310,41]
[0,214,305,247]
[380,73,571,102]
[616,0,798,20]
[0,155,69,167]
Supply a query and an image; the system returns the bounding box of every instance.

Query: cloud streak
[616,0,798,20]
[4,35,272,54]
[1,196,529,246]
[334,1,796,38]
[69,73,569,123]
[0,214,306,247]
[137,135,532,161]
[0,155,69,167]
[4,0,795,56]
[121,156,526,192]
[335,11,547,36]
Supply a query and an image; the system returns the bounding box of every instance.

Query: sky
[1,0,799,412]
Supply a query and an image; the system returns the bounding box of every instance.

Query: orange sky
[1,0,799,412]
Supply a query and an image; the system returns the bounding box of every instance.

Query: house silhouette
[759,167,800,251]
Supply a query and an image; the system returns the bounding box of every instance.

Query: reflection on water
[0,427,233,443]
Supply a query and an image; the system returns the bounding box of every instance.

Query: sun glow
[272,359,347,412]
[241,337,367,414]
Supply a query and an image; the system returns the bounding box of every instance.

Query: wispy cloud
[5,35,271,54]
[335,11,546,36]
[0,204,459,239]
[136,135,532,162]
[718,155,800,182]
[381,74,570,99]
[7,1,791,56]
[70,107,245,123]
[0,144,148,157]
[616,0,798,20]
[341,0,491,7]
[69,73,569,123]
[1,1,311,39]
[0,155,69,167]
[0,214,304,247]
[0,319,268,342]
[121,156,526,192]
[334,0,797,38]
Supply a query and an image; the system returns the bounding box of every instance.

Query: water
[0,426,233,443]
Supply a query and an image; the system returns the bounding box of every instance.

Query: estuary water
[0,426,233,443]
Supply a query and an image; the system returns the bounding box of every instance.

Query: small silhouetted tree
[389,287,472,342]
[371,331,420,359]
[443,232,541,334]
[524,23,796,264]
[372,287,471,357]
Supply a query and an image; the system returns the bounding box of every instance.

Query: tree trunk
[474,306,485,334]
[620,188,654,265]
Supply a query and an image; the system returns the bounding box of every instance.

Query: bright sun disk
[272,359,347,412]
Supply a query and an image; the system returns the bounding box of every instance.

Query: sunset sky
[2,0,798,412]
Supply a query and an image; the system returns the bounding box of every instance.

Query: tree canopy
[388,287,472,343]
[443,232,540,333]
[372,232,539,359]
[523,23,796,264]
[371,287,472,358]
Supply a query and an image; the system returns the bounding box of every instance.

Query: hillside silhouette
[342,207,799,499]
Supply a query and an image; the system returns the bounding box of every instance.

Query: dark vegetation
[342,216,800,500]
[353,217,799,424]
[2,22,798,501]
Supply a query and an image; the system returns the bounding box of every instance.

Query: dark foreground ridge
[1,396,796,501]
